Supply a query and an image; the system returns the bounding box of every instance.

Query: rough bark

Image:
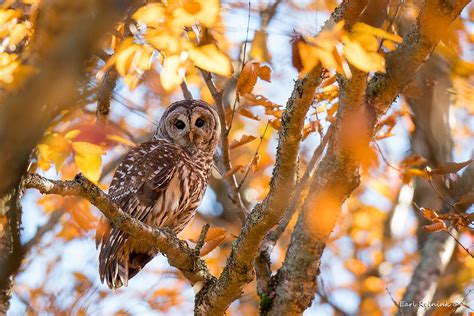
[265,0,469,314]
[24,173,215,286]
[254,0,371,303]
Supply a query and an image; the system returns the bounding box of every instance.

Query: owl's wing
[97,140,180,288]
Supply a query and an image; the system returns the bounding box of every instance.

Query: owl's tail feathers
[99,248,154,290]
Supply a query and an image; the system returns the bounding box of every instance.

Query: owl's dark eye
[175,120,186,129]
[195,118,205,127]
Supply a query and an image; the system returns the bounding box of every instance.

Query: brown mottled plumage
[96,100,220,289]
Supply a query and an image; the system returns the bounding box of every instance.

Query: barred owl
[96,99,220,289]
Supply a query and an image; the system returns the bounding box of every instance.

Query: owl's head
[154,100,221,154]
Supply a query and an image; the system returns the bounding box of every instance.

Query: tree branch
[265,0,470,314]
[23,173,215,286]
[193,1,372,313]
[367,0,470,115]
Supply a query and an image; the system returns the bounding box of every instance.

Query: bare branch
[21,211,62,254]
[96,68,119,122]
[23,173,215,286]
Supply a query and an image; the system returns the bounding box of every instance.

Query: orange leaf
[200,234,226,256]
[256,64,271,82]
[237,62,258,96]
[239,108,261,121]
[223,165,244,178]
[229,134,257,150]
[420,207,439,221]
[423,222,446,232]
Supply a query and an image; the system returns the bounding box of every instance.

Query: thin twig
[237,120,270,190]
[374,141,402,172]
[194,224,210,256]
[22,211,62,253]
[445,229,474,258]
[386,286,403,315]
[378,0,405,52]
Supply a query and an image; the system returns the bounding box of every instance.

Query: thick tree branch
[23,173,215,286]
[265,66,369,315]
[367,0,470,114]
[264,0,470,314]
[255,126,333,297]
[193,1,372,314]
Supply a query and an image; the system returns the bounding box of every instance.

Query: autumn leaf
[229,134,257,150]
[239,108,261,121]
[223,165,244,178]
[352,23,403,43]
[236,62,272,97]
[132,3,165,27]
[37,133,72,172]
[343,35,385,73]
[256,65,271,82]
[249,29,272,63]
[430,159,473,174]
[423,222,446,232]
[420,207,439,221]
[236,62,258,96]
[199,227,227,256]
[160,55,183,91]
[188,44,233,76]
[172,0,220,28]
[72,142,104,183]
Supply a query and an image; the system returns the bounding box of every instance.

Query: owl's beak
[188,130,194,142]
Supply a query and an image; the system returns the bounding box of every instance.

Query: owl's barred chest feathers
[144,139,213,232]
[111,138,213,233]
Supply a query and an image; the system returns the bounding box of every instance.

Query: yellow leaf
[172,0,219,28]
[188,44,232,76]
[0,53,19,85]
[352,22,403,43]
[72,142,104,183]
[9,23,29,47]
[296,42,319,75]
[37,133,72,172]
[351,32,379,52]
[343,36,385,73]
[132,3,165,27]
[160,55,183,91]
[146,29,182,55]
[249,29,271,63]
[114,39,139,76]
[65,129,81,140]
